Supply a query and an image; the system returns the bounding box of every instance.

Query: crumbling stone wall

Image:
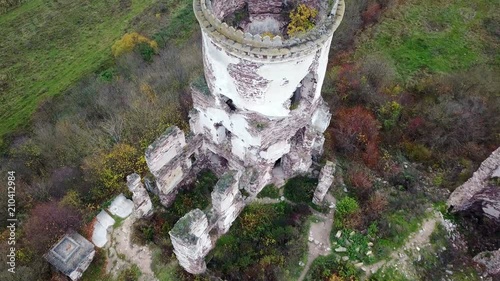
[313,160,336,205]
[169,209,212,274]
[126,173,153,218]
[145,127,203,206]
[169,170,246,273]
[136,0,345,274]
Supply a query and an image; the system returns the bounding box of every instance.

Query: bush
[336,196,360,219]
[23,201,82,254]
[257,184,280,199]
[348,169,373,200]
[82,143,146,201]
[332,106,381,167]
[111,32,158,58]
[283,176,318,204]
[287,4,318,36]
[306,254,359,280]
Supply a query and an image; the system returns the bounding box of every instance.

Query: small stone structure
[44,230,95,281]
[170,209,212,274]
[127,173,153,218]
[313,160,336,205]
[135,0,345,274]
[91,210,115,248]
[448,147,500,222]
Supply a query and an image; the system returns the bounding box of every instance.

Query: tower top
[194,0,344,60]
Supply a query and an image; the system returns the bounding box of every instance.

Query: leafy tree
[82,143,146,201]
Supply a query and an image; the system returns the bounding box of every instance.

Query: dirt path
[362,211,442,279]
[106,216,158,281]
[298,193,336,281]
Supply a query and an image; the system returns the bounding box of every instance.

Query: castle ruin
[140,0,344,274]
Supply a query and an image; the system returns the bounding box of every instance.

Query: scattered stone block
[108,194,134,219]
[44,230,95,281]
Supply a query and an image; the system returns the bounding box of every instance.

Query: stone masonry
[137,0,345,274]
[126,173,153,218]
[313,160,336,205]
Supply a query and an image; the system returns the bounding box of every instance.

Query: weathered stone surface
[45,231,95,281]
[92,210,115,248]
[145,127,186,176]
[127,173,153,218]
[108,193,134,219]
[169,209,212,274]
[136,0,343,275]
[448,147,500,222]
[473,249,500,276]
[313,160,336,205]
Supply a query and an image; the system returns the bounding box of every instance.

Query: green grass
[0,0,157,144]
[356,0,498,82]
[257,184,281,199]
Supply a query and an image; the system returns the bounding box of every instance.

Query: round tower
[190,0,344,190]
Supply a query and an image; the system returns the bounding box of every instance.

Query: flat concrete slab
[108,193,134,218]
[92,210,115,248]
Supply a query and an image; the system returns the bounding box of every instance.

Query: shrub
[348,170,373,200]
[306,254,359,280]
[283,176,318,204]
[287,4,318,36]
[82,143,146,201]
[336,196,360,219]
[378,101,402,130]
[23,201,82,254]
[111,32,158,58]
[332,106,381,167]
[258,184,280,199]
[403,142,432,163]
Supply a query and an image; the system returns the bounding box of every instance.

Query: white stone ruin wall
[313,160,336,205]
[145,127,204,206]
[126,173,153,218]
[169,209,212,274]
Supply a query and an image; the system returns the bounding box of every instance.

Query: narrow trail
[106,216,158,281]
[362,211,442,280]
[298,193,336,281]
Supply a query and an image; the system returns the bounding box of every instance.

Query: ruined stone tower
[190,0,344,189]
[142,0,344,274]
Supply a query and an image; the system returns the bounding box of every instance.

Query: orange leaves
[332,106,381,167]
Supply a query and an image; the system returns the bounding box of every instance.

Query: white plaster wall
[313,34,334,101]
[159,166,184,194]
[259,140,290,162]
[202,32,333,117]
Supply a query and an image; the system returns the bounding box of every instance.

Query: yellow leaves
[111,32,158,57]
[287,4,318,37]
[83,143,146,200]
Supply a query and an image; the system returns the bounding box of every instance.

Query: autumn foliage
[23,201,82,254]
[332,106,381,167]
[287,4,318,36]
[111,32,158,57]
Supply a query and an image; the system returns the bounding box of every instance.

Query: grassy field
[356,0,499,82]
[0,0,159,144]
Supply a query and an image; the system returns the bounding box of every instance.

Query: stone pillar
[169,209,212,274]
[126,173,153,218]
[313,161,336,205]
[211,171,244,235]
